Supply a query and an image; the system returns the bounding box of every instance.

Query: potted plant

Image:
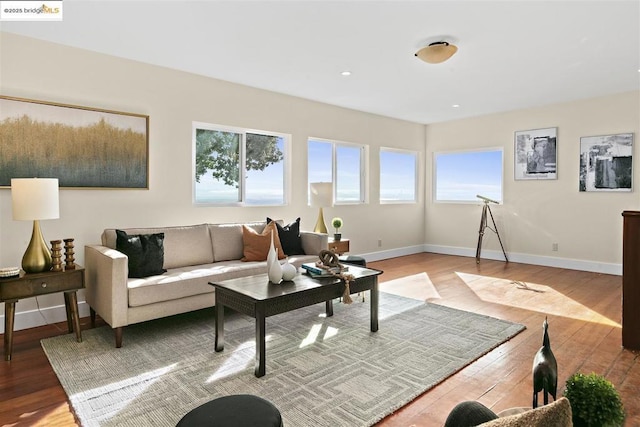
[563,372,625,427]
[331,217,343,241]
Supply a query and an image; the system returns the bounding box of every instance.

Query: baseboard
[0,300,92,334]
[423,244,622,276]
[359,245,427,262]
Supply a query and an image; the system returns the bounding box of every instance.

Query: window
[193,122,289,205]
[434,148,503,203]
[380,148,418,203]
[308,138,365,203]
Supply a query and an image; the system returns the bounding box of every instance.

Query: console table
[0,267,84,361]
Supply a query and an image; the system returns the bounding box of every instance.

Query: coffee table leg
[326,299,333,317]
[215,304,225,352]
[255,312,266,377]
[371,279,379,332]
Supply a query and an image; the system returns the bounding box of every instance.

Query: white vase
[281,259,297,281]
[268,256,283,284]
[266,230,277,273]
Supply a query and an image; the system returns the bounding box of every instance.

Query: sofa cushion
[241,221,286,261]
[209,221,264,262]
[116,230,167,278]
[267,217,305,255]
[104,224,214,269]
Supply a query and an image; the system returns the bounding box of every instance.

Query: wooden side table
[328,238,349,255]
[0,267,85,361]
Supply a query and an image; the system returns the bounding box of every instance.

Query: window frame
[379,147,418,204]
[192,121,290,206]
[307,137,367,205]
[433,147,504,204]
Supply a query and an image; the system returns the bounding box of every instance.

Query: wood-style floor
[0,253,638,426]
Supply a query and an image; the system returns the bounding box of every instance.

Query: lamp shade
[415,41,458,64]
[11,178,60,221]
[310,182,333,207]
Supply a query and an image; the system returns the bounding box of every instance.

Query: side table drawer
[0,270,84,300]
[328,239,349,255]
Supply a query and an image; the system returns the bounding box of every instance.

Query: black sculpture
[532,316,558,408]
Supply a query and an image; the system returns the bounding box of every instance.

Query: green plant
[563,372,625,427]
[331,217,343,233]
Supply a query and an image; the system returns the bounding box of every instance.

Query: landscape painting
[579,133,633,192]
[514,127,557,180]
[0,96,149,188]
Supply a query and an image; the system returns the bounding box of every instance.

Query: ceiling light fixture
[415,41,458,64]
[341,70,352,76]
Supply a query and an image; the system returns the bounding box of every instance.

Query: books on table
[301,262,348,278]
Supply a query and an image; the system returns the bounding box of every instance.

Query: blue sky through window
[435,149,503,202]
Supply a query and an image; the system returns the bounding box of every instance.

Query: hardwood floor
[1,253,638,426]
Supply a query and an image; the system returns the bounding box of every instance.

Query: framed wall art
[514,127,557,180]
[0,95,149,189]
[579,133,633,192]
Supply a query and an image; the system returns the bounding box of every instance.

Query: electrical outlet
[378,239,382,247]
[552,243,558,252]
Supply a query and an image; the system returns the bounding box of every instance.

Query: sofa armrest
[84,245,130,329]
[300,231,328,256]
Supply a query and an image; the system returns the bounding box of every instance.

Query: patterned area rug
[41,292,525,427]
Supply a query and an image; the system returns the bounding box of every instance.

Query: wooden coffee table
[210,265,383,377]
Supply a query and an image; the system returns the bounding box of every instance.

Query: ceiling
[2,1,639,124]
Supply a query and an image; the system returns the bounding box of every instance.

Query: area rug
[41,292,525,427]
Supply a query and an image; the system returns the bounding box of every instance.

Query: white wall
[425,90,640,274]
[0,33,426,330]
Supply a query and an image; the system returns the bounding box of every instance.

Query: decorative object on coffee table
[266,231,277,273]
[532,316,557,408]
[64,238,76,270]
[281,259,297,281]
[50,240,63,272]
[331,217,343,241]
[268,255,283,284]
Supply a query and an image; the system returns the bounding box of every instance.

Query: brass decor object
[11,178,60,274]
[50,240,63,272]
[64,238,76,270]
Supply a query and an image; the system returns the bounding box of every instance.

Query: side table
[0,266,85,361]
[328,238,349,255]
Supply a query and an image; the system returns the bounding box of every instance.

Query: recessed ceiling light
[341,71,352,76]
[452,104,460,108]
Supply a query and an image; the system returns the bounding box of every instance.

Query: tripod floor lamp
[11,178,60,274]
[310,182,333,234]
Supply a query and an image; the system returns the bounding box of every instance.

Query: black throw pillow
[266,217,305,256]
[115,230,167,278]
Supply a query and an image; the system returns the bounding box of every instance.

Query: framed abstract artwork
[0,95,149,189]
[579,133,633,192]
[514,127,557,180]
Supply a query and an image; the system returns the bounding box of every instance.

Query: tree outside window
[194,122,288,205]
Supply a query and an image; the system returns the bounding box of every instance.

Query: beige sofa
[85,221,326,347]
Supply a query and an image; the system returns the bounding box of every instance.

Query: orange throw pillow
[241,222,286,262]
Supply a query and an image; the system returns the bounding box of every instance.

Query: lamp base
[22,220,52,274]
[314,207,328,234]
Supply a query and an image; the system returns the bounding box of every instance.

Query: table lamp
[310,182,333,233]
[11,178,60,274]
